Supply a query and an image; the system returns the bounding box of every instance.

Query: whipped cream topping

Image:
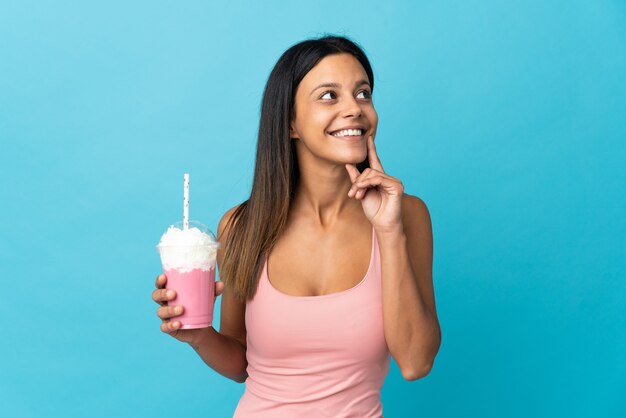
[157,226,220,272]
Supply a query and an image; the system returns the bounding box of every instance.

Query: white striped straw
[183,173,189,230]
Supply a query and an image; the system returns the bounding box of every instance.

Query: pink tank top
[233,226,391,417]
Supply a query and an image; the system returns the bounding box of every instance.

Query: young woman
[152,35,441,417]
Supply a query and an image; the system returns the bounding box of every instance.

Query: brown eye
[357,90,371,99]
[320,91,336,100]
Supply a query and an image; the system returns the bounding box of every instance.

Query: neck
[291,159,360,228]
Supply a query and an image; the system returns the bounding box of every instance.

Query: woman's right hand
[152,273,225,345]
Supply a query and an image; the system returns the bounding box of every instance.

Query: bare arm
[186,325,248,383]
[379,195,441,380]
[153,205,248,383]
[189,205,248,382]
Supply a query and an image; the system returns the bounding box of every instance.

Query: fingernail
[167,290,174,298]
[175,306,182,314]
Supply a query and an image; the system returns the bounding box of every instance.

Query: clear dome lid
[171,220,217,241]
[156,220,219,250]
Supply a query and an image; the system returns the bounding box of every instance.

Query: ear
[289,122,300,139]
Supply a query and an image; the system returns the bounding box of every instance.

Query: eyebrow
[309,79,371,96]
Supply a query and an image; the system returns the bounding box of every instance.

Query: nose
[340,94,363,118]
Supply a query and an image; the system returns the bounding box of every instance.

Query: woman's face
[290,53,378,166]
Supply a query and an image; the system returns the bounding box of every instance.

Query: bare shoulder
[217,204,243,242]
[401,193,432,230]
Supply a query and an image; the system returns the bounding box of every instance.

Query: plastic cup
[156,221,219,329]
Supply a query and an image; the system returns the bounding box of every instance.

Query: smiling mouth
[330,134,364,139]
[328,128,366,139]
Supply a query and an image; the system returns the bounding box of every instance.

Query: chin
[325,146,367,166]
[341,157,367,168]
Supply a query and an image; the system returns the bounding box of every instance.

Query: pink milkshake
[157,221,220,329]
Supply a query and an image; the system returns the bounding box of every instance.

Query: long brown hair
[220,35,375,302]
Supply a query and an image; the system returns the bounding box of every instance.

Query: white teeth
[331,129,363,137]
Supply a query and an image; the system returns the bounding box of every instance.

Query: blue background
[1,1,625,417]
